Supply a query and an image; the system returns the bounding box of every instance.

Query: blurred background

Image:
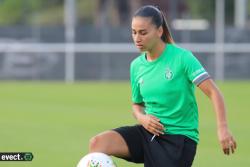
[0,0,250,81]
[0,0,249,167]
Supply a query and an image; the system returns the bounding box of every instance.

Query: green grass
[0,81,249,167]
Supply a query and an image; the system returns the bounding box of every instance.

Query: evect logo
[0,152,33,161]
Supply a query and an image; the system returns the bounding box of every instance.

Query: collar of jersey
[141,43,170,65]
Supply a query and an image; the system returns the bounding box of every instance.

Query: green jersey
[130,44,210,143]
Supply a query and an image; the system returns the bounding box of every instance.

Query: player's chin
[137,46,147,52]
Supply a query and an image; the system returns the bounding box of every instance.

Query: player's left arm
[198,78,237,155]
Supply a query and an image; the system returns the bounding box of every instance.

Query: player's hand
[217,127,237,155]
[139,114,164,136]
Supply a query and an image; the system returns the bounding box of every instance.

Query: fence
[0,42,250,82]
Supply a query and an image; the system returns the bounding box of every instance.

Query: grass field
[0,81,249,167]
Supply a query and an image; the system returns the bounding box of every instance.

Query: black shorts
[113,125,197,167]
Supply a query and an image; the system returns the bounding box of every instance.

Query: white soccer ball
[77,152,117,167]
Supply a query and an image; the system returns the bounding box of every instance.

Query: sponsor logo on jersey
[191,68,204,77]
[139,77,144,85]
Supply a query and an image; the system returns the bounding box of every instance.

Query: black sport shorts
[113,125,197,167]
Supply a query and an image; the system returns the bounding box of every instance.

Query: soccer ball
[77,152,117,167]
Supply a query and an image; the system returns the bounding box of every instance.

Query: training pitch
[0,81,249,167]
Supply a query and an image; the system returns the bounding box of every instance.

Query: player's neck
[146,41,166,62]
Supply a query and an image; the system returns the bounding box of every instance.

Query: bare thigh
[89,130,130,158]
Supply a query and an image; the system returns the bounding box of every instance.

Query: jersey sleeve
[182,51,210,86]
[130,62,143,104]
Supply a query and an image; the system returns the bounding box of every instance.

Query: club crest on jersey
[165,67,173,80]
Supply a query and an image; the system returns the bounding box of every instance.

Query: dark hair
[133,5,174,43]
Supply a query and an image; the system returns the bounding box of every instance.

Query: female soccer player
[89,5,237,167]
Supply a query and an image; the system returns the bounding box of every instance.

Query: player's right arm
[132,103,164,136]
[130,61,163,136]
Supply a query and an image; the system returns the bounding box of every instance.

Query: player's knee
[89,136,98,152]
[89,135,106,152]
